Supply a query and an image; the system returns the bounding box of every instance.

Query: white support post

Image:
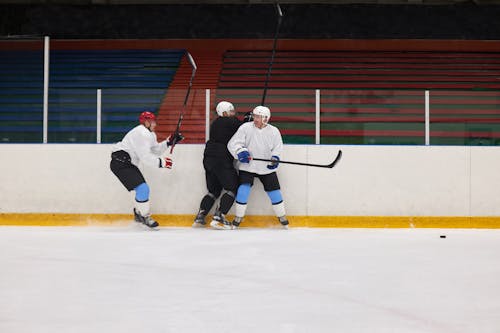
[97,89,102,144]
[425,90,430,146]
[205,89,210,142]
[315,89,321,144]
[43,36,49,143]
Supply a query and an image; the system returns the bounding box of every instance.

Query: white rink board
[1,144,499,216]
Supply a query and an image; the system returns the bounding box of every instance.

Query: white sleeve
[134,131,162,168]
[227,125,248,159]
[271,127,283,157]
[151,139,168,155]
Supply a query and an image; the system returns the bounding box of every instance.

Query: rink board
[2,144,500,226]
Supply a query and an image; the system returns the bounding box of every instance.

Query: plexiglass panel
[0,39,44,143]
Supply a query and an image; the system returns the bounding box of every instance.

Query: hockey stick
[261,3,283,106]
[253,150,342,169]
[170,51,197,153]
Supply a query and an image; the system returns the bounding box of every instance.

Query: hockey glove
[167,132,184,147]
[160,157,173,169]
[243,111,253,122]
[237,150,251,163]
[267,155,280,170]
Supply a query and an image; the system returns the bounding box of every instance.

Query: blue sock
[134,183,150,202]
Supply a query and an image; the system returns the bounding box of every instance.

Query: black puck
[440,235,446,238]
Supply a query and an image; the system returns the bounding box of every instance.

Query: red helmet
[139,111,156,124]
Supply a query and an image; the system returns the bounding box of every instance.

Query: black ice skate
[192,210,207,228]
[133,208,159,228]
[210,211,233,230]
[278,216,289,230]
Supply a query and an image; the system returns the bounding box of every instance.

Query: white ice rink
[1,226,499,333]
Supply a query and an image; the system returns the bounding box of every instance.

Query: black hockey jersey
[204,116,242,162]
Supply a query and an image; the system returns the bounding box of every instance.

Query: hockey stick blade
[253,150,342,169]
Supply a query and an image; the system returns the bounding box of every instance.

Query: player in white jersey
[227,105,289,229]
[110,111,183,228]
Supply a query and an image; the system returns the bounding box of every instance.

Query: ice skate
[232,216,243,229]
[278,216,289,230]
[192,211,207,228]
[133,208,143,223]
[210,211,233,230]
[133,208,159,228]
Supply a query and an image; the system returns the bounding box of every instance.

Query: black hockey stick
[170,51,197,153]
[261,3,283,106]
[253,150,342,169]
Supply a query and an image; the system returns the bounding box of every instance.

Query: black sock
[199,194,216,214]
[219,192,235,215]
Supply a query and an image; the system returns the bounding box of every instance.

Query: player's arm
[151,132,184,156]
[227,125,251,163]
[150,140,168,155]
[135,132,172,168]
[270,128,284,157]
[267,128,284,170]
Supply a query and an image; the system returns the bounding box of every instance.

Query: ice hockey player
[193,101,244,230]
[227,105,289,229]
[110,111,183,228]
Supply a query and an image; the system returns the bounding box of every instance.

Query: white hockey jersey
[227,122,283,175]
[112,125,168,168]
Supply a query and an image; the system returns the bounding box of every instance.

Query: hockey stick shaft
[182,52,197,106]
[170,51,197,153]
[261,3,283,106]
[253,150,342,169]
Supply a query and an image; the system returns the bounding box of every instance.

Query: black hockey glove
[167,132,184,147]
[243,112,253,122]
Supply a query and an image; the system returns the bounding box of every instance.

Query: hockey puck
[440,235,446,238]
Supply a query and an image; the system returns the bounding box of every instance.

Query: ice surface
[1,226,499,333]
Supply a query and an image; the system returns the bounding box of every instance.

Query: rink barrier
[2,214,500,228]
[4,144,500,221]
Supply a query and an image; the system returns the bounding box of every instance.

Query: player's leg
[232,171,255,228]
[110,153,158,228]
[210,187,235,230]
[193,192,217,227]
[194,168,221,227]
[260,172,289,229]
[210,164,238,230]
[133,182,159,228]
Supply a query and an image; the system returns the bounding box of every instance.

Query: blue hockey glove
[237,150,251,163]
[267,155,280,169]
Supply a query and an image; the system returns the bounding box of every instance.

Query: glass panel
[429,90,500,146]
[320,90,426,145]
[215,88,316,144]
[102,88,166,143]
[48,49,183,143]
[151,88,207,144]
[0,39,44,143]
[2,40,499,148]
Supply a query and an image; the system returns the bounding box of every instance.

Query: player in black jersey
[193,101,245,229]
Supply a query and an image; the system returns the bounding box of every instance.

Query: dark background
[1,2,500,39]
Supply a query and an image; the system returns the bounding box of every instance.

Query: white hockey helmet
[216,101,235,116]
[252,105,271,123]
